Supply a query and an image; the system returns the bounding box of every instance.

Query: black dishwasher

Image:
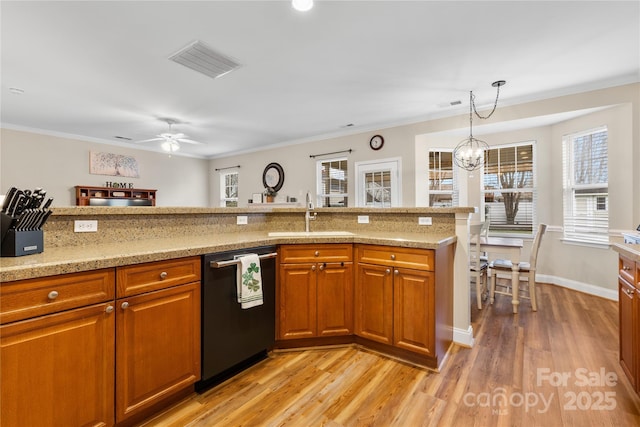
[196,245,277,392]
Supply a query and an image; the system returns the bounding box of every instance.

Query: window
[219,171,238,207]
[483,142,535,234]
[562,126,608,244]
[428,150,457,207]
[316,158,348,207]
[355,158,402,207]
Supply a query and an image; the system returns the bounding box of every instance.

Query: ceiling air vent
[169,40,240,79]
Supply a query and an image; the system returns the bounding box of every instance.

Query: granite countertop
[612,242,640,262]
[0,231,457,282]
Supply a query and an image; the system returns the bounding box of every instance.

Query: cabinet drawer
[279,244,352,263]
[0,269,115,324]
[356,245,434,271]
[117,256,201,298]
[619,255,637,287]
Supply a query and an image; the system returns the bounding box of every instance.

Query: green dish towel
[236,254,263,309]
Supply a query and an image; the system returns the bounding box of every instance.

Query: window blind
[562,126,608,244]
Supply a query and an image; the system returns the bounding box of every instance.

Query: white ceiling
[1,1,638,158]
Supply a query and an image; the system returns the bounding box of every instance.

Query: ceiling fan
[135,118,203,152]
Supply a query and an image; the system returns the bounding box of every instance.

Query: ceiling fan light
[161,140,180,152]
[292,0,313,12]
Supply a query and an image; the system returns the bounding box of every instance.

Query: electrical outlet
[236,215,248,225]
[418,217,432,226]
[74,220,98,232]
[358,215,369,224]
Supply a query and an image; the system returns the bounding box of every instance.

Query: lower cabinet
[115,256,201,424]
[1,302,115,427]
[116,281,200,423]
[0,256,202,427]
[354,244,453,368]
[355,245,436,357]
[277,244,353,340]
[618,253,640,394]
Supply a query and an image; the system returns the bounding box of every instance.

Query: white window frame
[354,157,402,207]
[427,149,458,207]
[316,157,349,207]
[219,171,239,207]
[562,126,609,246]
[482,141,537,237]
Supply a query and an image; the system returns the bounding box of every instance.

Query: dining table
[474,234,525,313]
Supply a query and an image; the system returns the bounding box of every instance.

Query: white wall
[0,128,210,207]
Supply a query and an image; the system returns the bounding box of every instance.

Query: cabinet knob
[623,266,631,271]
[121,302,130,309]
[105,305,114,313]
[319,263,325,271]
[394,269,399,276]
[385,268,391,275]
[160,271,168,280]
[311,265,316,271]
[625,288,635,296]
[314,251,320,257]
[48,290,59,300]
[390,254,396,260]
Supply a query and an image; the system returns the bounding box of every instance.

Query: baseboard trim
[537,274,618,301]
[453,325,475,348]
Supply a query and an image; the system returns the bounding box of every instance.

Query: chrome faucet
[305,191,316,232]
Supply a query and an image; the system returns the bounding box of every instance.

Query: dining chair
[469,223,489,309]
[489,223,547,311]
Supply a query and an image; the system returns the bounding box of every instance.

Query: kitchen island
[0,206,473,427]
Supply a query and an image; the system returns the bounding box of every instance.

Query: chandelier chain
[471,82,502,120]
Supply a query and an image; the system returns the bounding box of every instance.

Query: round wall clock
[262,162,285,192]
[369,135,384,150]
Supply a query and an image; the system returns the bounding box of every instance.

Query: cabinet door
[1,303,115,427]
[317,262,353,337]
[278,263,317,339]
[394,268,435,356]
[116,282,200,423]
[355,263,393,345]
[619,277,637,389]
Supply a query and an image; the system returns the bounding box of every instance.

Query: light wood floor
[140,283,640,426]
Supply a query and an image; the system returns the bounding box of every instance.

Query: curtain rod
[214,165,241,171]
[309,149,352,159]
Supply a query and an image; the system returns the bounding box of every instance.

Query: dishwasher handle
[210,252,278,268]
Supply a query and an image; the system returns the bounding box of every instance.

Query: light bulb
[292,0,313,12]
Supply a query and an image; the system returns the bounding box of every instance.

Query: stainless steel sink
[267,231,354,237]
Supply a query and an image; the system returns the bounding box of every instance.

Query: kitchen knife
[12,194,29,217]
[1,187,17,213]
[21,209,38,231]
[37,210,53,230]
[8,192,24,217]
[5,189,22,216]
[42,198,53,209]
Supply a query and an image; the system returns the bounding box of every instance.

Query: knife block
[0,213,44,257]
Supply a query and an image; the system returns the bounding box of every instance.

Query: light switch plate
[418,217,432,226]
[236,215,248,225]
[358,215,369,224]
[74,220,98,232]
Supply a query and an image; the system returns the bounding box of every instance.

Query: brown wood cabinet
[277,244,353,340]
[0,270,116,427]
[355,245,435,356]
[355,244,453,368]
[75,185,157,206]
[0,257,202,427]
[619,253,640,393]
[115,256,201,424]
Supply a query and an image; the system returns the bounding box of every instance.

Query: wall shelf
[75,186,157,206]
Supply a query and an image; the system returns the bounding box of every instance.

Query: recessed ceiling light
[292,0,313,12]
[8,87,24,95]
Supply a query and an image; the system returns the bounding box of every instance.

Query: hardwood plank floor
[140,283,640,426]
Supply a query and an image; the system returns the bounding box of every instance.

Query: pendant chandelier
[453,80,506,171]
